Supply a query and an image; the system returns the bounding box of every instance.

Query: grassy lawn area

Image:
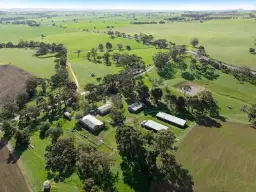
[176,122,256,192]
[69,58,121,89]
[117,19,256,69]
[0,48,56,78]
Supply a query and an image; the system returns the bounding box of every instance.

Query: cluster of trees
[248,104,256,127]
[116,126,194,191]
[164,16,184,21]
[130,21,157,24]
[8,20,41,27]
[204,17,237,20]
[45,136,112,191]
[249,48,255,54]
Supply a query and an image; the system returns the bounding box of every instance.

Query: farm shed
[128,102,144,113]
[98,103,112,115]
[79,115,104,132]
[156,112,187,127]
[141,120,168,131]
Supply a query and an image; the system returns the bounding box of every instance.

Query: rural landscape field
[0,1,256,192]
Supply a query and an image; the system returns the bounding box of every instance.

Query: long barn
[156,112,187,127]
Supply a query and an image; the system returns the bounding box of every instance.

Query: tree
[176,96,187,112]
[126,45,131,51]
[153,52,170,73]
[76,50,82,58]
[39,121,51,138]
[248,104,256,127]
[154,130,176,154]
[87,52,91,60]
[90,48,98,61]
[110,101,126,125]
[15,128,30,147]
[16,92,29,110]
[90,186,103,192]
[103,52,110,65]
[190,37,199,47]
[6,42,14,48]
[112,53,121,65]
[2,96,19,119]
[105,42,112,51]
[249,48,255,54]
[190,58,197,71]
[46,126,63,143]
[45,137,76,175]
[2,121,16,140]
[153,39,168,49]
[182,85,192,96]
[198,90,219,116]
[117,44,123,51]
[26,77,38,98]
[136,80,150,102]
[41,34,46,39]
[115,126,144,160]
[151,87,163,104]
[77,144,110,183]
[98,44,104,52]
[178,60,188,72]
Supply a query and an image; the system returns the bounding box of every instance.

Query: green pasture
[0,48,55,78]
[176,122,256,192]
[0,25,72,44]
[117,19,256,69]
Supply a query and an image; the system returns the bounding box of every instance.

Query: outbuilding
[79,115,104,132]
[141,120,168,132]
[98,103,112,115]
[128,102,144,113]
[156,112,187,127]
[64,112,72,121]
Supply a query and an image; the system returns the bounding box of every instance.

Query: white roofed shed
[141,120,168,131]
[79,115,104,132]
[156,112,186,127]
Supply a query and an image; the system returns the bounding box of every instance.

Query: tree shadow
[6,145,28,164]
[121,159,151,192]
[196,116,222,128]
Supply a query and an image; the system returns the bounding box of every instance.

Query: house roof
[98,103,112,113]
[80,115,103,130]
[128,102,144,111]
[156,112,186,127]
[144,120,168,131]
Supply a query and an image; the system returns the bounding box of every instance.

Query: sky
[0,0,255,10]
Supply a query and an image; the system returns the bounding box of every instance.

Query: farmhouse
[156,112,187,127]
[141,120,168,131]
[79,115,104,132]
[98,103,112,115]
[128,102,144,113]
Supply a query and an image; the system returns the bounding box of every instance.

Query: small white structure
[98,103,112,115]
[64,112,72,120]
[141,120,168,132]
[128,102,144,113]
[156,112,187,127]
[43,180,51,191]
[79,115,104,132]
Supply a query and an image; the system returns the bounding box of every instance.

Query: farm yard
[0,9,256,192]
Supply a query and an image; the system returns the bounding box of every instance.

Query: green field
[1,10,256,192]
[0,48,56,78]
[117,19,256,69]
[176,122,256,192]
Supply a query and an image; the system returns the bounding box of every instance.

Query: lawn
[0,48,56,78]
[176,122,256,192]
[117,19,256,69]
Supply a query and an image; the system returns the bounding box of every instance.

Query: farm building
[128,102,144,113]
[79,115,104,132]
[98,103,112,115]
[156,112,187,127]
[141,120,168,131]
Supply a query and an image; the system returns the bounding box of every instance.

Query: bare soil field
[176,122,256,192]
[0,141,31,192]
[0,65,32,105]
[176,82,206,96]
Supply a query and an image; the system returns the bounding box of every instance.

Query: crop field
[0,48,56,78]
[176,122,256,192]
[0,142,30,192]
[117,19,256,69]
